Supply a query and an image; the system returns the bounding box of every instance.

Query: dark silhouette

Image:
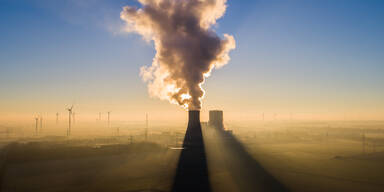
[171,111,211,192]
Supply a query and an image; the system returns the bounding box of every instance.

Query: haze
[1,1,384,192]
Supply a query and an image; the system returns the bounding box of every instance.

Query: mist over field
[1,0,384,191]
[1,118,384,192]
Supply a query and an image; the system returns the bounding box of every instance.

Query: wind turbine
[56,112,59,124]
[66,105,73,137]
[145,113,148,141]
[35,117,39,136]
[107,111,111,128]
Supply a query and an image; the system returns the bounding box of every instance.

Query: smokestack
[183,110,203,148]
[172,110,210,191]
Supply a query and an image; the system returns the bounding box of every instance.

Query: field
[0,121,383,192]
[230,121,384,192]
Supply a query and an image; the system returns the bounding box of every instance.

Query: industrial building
[209,110,224,130]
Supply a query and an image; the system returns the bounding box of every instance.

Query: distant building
[209,110,224,130]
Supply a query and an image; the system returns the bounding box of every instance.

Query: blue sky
[0,0,383,121]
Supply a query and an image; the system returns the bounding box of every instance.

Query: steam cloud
[121,0,235,110]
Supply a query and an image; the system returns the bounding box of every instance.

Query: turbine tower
[56,112,59,124]
[145,113,148,141]
[66,105,73,137]
[35,117,39,136]
[107,111,111,128]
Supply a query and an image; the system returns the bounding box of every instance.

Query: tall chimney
[172,110,210,192]
[183,110,203,148]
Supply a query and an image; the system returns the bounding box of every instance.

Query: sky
[0,0,384,122]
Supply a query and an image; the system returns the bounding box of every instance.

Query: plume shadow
[206,129,290,192]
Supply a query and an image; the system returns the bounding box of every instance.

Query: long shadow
[171,110,288,192]
[171,111,211,192]
[212,129,290,192]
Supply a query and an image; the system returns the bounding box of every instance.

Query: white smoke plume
[121,0,235,110]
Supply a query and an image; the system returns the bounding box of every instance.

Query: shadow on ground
[171,111,289,192]
[204,128,290,192]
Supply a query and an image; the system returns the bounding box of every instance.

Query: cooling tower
[172,110,210,192]
[183,110,204,148]
[209,110,224,130]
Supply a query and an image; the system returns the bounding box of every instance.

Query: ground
[0,121,383,192]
